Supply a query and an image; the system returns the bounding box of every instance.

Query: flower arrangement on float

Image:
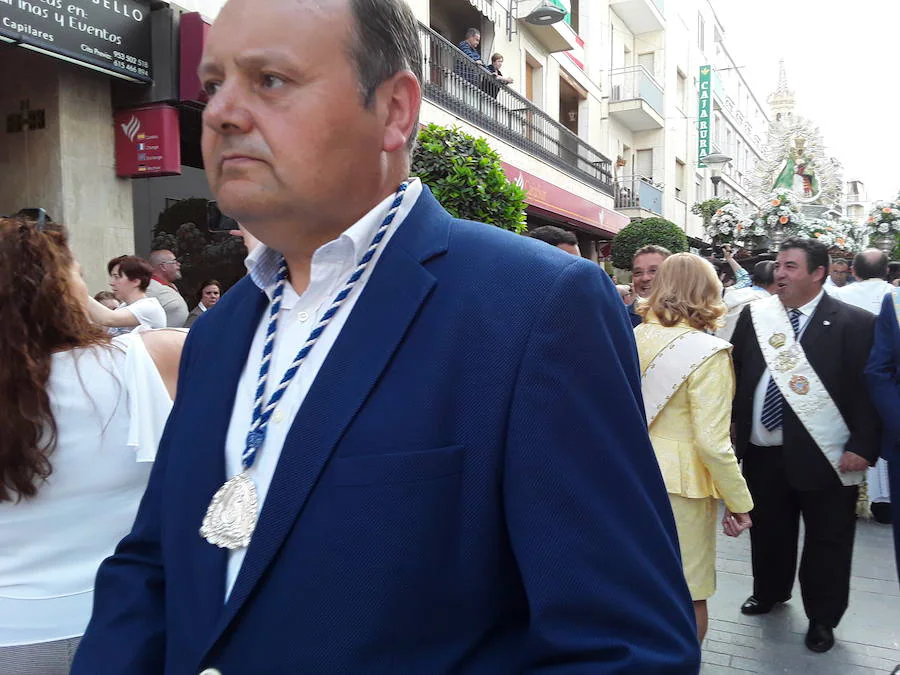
[704,202,744,243]
[864,195,900,253]
[865,199,900,236]
[796,217,864,252]
[751,191,806,237]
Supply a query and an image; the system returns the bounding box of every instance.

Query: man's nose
[203,81,253,134]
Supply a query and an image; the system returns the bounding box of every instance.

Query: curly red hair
[0,217,110,502]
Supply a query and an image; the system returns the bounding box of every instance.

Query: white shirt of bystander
[0,333,173,646]
[832,278,893,316]
[125,296,166,331]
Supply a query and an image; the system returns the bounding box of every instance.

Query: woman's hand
[723,509,752,537]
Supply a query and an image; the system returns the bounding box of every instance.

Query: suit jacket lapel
[800,292,838,354]
[184,280,269,638]
[206,187,451,646]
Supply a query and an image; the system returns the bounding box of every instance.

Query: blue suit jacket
[865,290,900,579]
[73,189,699,674]
[867,290,900,461]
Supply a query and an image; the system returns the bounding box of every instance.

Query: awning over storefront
[467,0,498,22]
[501,161,629,236]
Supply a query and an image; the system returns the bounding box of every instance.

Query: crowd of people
[528,225,896,654]
[0,0,897,673]
[77,249,222,334]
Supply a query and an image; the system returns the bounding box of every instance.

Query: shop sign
[501,161,629,235]
[697,65,711,167]
[179,12,209,104]
[114,104,181,178]
[0,0,152,83]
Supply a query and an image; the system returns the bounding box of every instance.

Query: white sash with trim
[641,329,731,427]
[750,294,863,486]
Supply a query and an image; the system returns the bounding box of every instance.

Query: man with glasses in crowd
[147,249,189,327]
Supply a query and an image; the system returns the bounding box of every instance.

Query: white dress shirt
[832,277,892,316]
[750,289,824,447]
[222,179,423,597]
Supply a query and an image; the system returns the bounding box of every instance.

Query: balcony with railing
[419,23,613,196]
[609,0,664,34]
[614,175,663,216]
[608,65,664,131]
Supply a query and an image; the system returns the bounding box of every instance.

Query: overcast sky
[710,0,900,204]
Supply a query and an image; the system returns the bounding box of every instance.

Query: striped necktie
[760,308,802,432]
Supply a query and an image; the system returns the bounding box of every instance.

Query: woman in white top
[0,216,184,674]
[86,255,166,331]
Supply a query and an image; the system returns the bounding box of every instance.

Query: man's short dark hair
[852,250,889,280]
[528,225,577,247]
[779,237,829,278]
[752,260,775,287]
[464,27,480,39]
[107,255,153,291]
[632,244,672,263]
[831,258,849,268]
[347,0,423,152]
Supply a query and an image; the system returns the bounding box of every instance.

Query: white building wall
[598,0,770,241]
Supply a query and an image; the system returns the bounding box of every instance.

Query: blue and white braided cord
[241,182,409,469]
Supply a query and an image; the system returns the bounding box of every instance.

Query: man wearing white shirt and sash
[730,237,880,654]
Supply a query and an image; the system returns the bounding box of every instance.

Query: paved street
[701,511,900,674]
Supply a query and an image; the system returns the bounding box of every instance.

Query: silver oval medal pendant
[200,471,259,549]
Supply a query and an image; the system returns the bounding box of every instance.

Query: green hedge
[610,217,688,270]
[412,124,527,233]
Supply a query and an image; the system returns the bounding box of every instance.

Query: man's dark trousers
[743,444,858,627]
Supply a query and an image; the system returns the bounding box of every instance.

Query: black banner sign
[0,0,152,83]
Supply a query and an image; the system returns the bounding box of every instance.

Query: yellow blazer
[635,316,753,514]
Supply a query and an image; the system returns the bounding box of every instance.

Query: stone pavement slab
[700,514,899,674]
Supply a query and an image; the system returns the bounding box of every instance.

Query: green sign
[697,65,711,167]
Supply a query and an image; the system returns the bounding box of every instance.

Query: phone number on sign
[113,51,149,68]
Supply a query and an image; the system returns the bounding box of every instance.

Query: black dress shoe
[740,595,789,615]
[805,621,835,653]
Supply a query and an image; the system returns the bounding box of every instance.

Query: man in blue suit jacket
[73,0,699,672]
[865,288,900,581]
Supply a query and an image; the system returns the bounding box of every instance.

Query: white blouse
[0,333,172,645]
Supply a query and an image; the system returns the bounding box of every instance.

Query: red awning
[501,162,628,236]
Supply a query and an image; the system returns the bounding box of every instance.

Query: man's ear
[380,70,422,154]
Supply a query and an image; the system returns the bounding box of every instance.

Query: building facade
[0,0,775,292]
[601,0,769,242]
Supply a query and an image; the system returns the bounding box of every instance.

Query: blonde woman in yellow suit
[634,253,754,641]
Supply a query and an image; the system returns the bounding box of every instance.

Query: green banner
[697,65,711,167]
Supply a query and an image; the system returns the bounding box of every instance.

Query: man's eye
[261,74,286,89]
[202,81,222,96]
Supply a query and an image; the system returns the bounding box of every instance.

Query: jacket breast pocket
[319,445,465,486]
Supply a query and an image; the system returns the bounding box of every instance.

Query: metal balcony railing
[418,24,613,196]
[614,175,663,215]
[609,65,664,117]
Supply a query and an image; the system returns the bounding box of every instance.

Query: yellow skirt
[668,494,717,601]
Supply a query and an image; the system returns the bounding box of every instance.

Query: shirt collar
[245,178,422,297]
[791,288,825,317]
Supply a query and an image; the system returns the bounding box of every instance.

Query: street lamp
[701,153,732,197]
